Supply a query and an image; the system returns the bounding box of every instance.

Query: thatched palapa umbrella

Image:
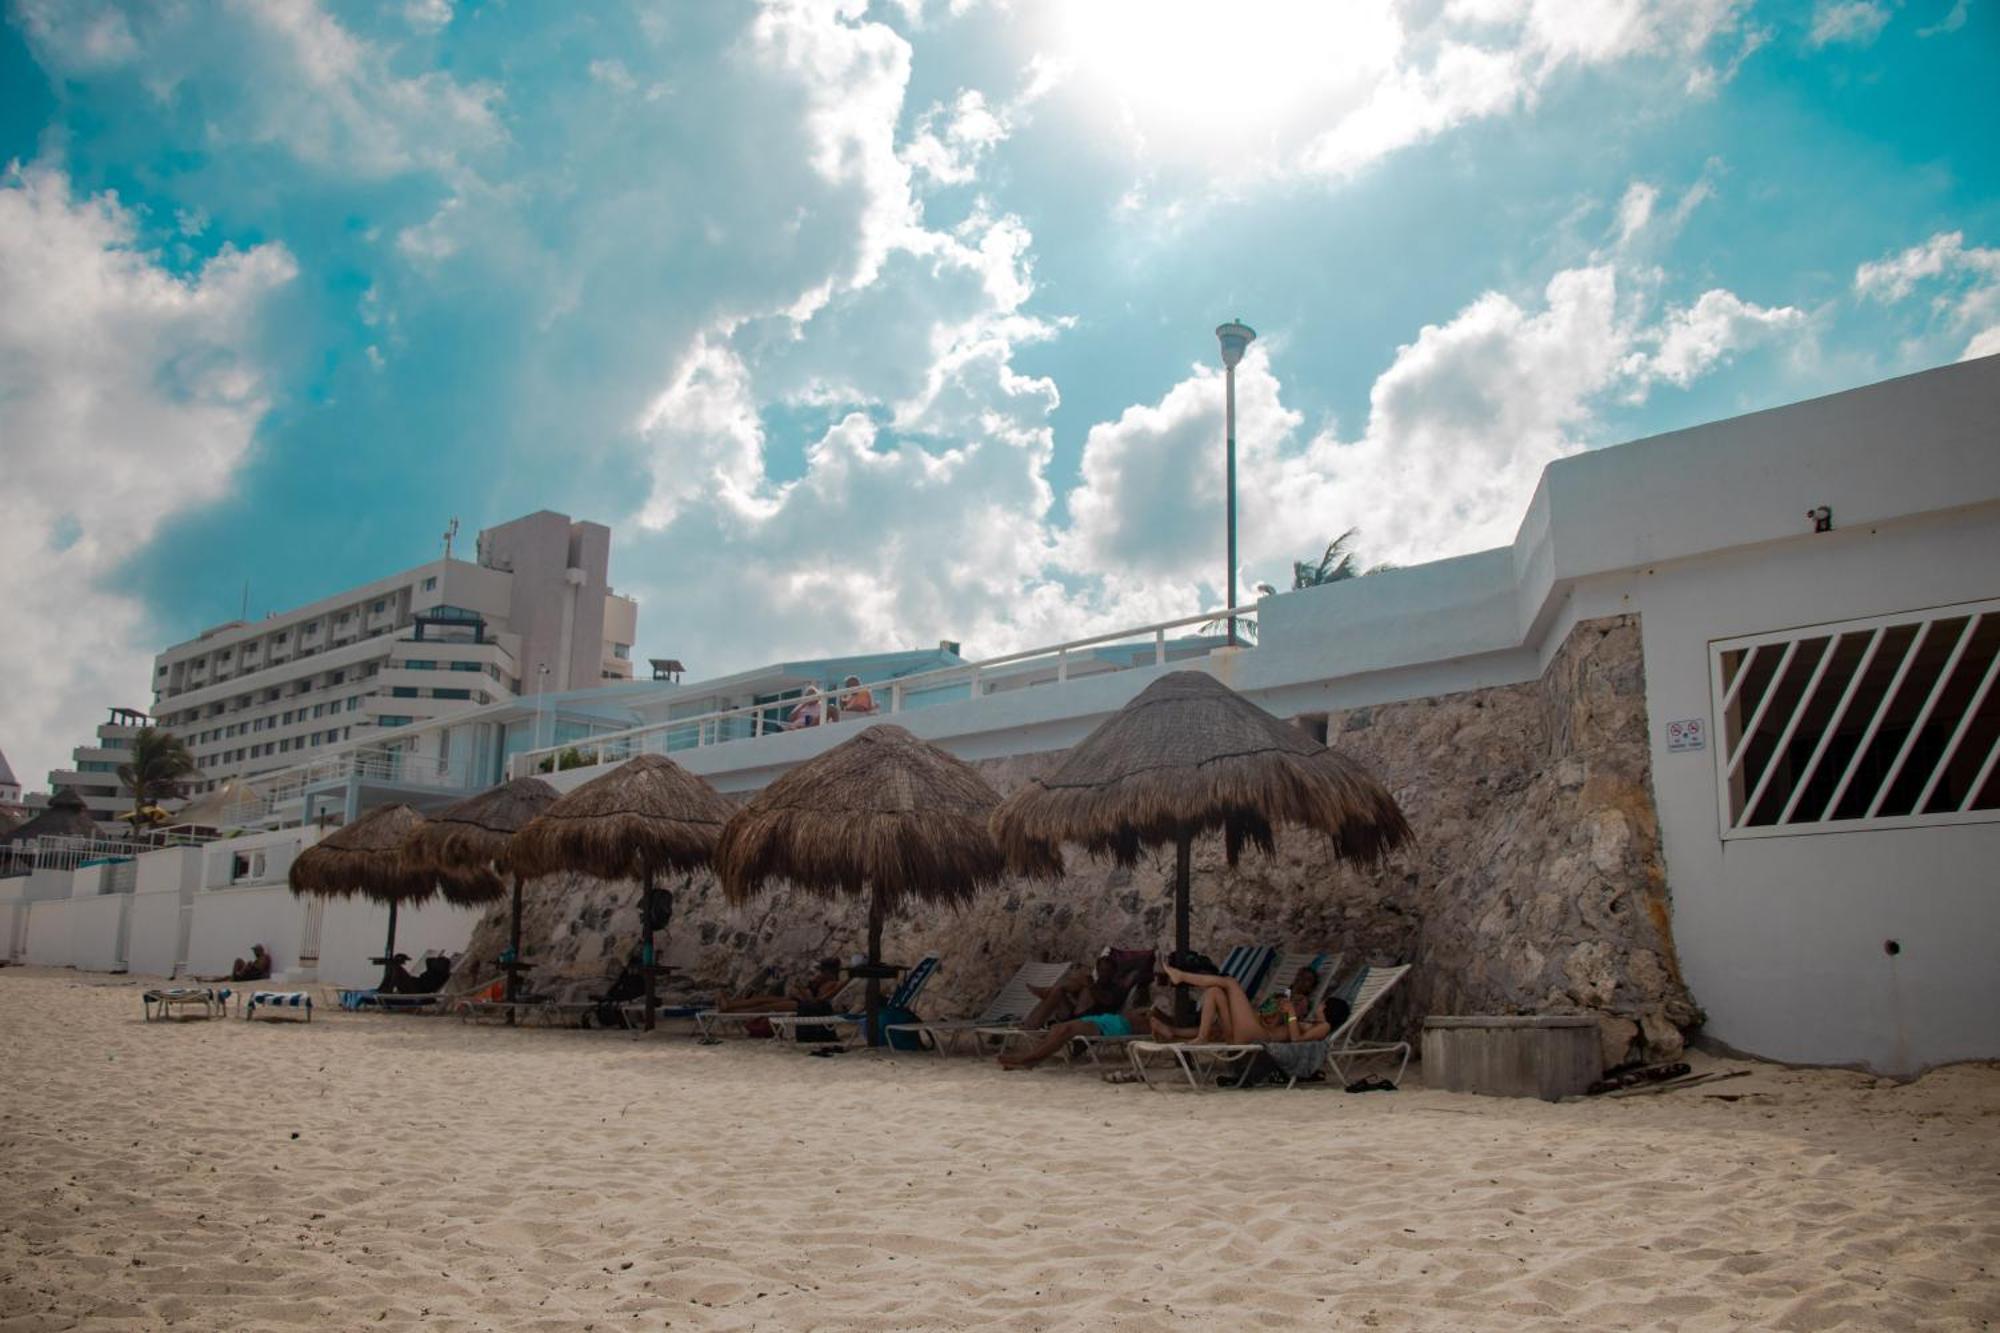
[0,788,100,849]
[288,803,437,987]
[509,754,732,1031]
[990,670,1412,1019]
[400,777,558,1020]
[715,724,1028,1045]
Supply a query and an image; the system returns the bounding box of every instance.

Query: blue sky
[2,0,1996,784]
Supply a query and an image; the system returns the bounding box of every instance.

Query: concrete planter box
[1422,1015,1603,1101]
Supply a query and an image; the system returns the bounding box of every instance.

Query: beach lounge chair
[693,975,864,1040]
[766,955,942,1045]
[982,943,1274,1066]
[1262,950,1345,1009]
[338,989,444,1013]
[1126,963,1411,1091]
[244,990,313,1022]
[142,986,230,1021]
[884,960,1072,1055]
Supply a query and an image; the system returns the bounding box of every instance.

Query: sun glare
[1052,0,1399,158]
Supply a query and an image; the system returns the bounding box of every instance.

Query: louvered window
[1712,599,2000,837]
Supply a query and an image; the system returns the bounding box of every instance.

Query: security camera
[1807,505,1832,534]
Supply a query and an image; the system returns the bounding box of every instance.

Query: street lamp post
[1215,319,1256,646]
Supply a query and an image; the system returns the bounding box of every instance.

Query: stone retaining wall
[449,614,1698,1064]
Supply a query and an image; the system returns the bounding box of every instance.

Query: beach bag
[792,998,838,1043]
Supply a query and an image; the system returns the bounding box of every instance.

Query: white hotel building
[4,358,1996,1077]
[150,511,638,793]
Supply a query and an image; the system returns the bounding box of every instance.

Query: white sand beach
[0,967,1995,1332]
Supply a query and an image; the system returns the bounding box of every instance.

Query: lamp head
[1215,319,1256,368]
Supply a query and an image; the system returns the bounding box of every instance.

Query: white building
[6,359,1993,1075]
[149,511,638,794]
[24,707,152,826]
[0,744,21,805]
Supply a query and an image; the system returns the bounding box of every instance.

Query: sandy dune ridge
[0,968,1995,1331]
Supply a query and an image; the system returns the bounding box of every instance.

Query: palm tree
[118,728,202,827]
[1293,529,1365,589]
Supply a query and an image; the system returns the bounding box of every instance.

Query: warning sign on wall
[1666,718,1706,753]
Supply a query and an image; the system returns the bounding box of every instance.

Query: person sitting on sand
[1147,960,1337,1045]
[714,957,845,1013]
[203,944,271,983]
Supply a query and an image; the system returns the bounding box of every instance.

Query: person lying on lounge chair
[409,953,452,994]
[996,1003,1150,1069]
[1021,953,1120,1029]
[1148,961,1336,1044]
[714,957,844,1013]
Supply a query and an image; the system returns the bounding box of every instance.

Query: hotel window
[612,643,631,660]
[423,576,438,591]
[392,686,419,698]
[347,697,360,712]
[451,661,481,672]
[433,688,472,701]
[1713,598,2000,838]
[372,599,386,614]
[378,715,412,728]
[331,670,344,684]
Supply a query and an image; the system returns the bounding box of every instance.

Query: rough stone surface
[448,615,1700,1063]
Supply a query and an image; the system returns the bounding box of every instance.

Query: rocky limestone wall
[448,614,1699,1065]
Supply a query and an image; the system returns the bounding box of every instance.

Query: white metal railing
[508,605,1258,780]
[1712,597,2000,838]
[216,747,459,828]
[0,830,210,877]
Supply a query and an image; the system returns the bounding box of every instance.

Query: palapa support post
[865,889,886,1047]
[1173,829,1194,1027]
[505,872,524,1027]
[640,866,657,1033]
[381,900,400,991]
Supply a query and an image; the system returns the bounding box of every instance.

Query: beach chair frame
[765,955,941,1046]
[885,960,1071,1055]
[1127,963,1412,1091]
[142,986,230,1021]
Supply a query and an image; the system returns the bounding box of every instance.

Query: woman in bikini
[1149,961,1334,1044]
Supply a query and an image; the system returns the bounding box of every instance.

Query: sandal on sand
[1345,1076,1397,1093]
[1101,1069,1143,1085]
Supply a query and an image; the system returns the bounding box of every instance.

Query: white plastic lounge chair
[694,976,863,1040]
[885,960,1071,1055]
[1321,963,1413,1086]
[142,986,230,1021]
[766,955,942,1045]
[244,990,313,1022]
[1127,963,1411,1091]
[977,943,1275,1066]
[1262,950,1344,1009]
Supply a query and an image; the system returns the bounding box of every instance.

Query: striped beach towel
[245,990,313,1021]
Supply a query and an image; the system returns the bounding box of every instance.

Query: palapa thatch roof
[509,754,732,882]
[399,777,559,904]
[990,670,1412,869]
[716,723,1025,911]
[0,788,101,847]
[288,803,438,904]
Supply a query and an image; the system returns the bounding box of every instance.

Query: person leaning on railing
[838,675,877,717]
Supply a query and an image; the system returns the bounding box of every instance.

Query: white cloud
[0,163,295,788]
[14,0,502,178]
[1062,262,1804,597]
[1808,0,1893,46]
[1616,182,1659,243]
[1855,230,2000,360]
[1918,0,1970,37]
